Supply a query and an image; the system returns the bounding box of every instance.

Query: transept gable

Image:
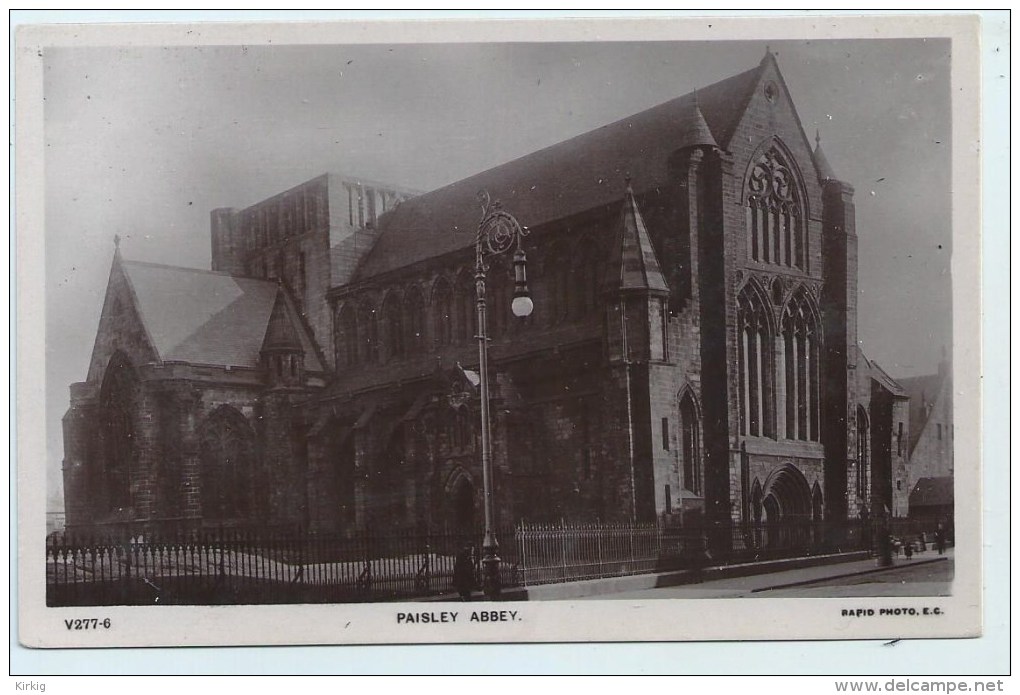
[85,248,160,384]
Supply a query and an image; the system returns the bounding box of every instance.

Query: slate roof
[354,61,765,280]
[908,476,954,508]
[120,259,324,372]
[898,373,946,454]
[606,182,669,293]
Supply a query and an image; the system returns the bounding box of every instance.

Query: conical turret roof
[676,93,719,150]
[605,180,669,294]
[261,290,304,352]
[813,129,838,182]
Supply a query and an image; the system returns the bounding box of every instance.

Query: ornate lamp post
[474,190,532,599]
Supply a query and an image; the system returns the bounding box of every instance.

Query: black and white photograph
[15,15,984,649]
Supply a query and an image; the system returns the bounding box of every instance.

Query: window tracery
[746,145,805,269]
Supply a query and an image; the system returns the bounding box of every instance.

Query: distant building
[899,357,954,520]
[46,512,66,537]
[856,349,911,518]
[62,52,911,538]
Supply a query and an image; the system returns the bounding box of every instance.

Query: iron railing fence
[47,519,886,606]
[47,526,517,606]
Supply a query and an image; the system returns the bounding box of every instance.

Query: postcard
[15,14,982,648]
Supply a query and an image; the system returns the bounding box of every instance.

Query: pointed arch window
[780,289,821,441]
[336,304,358,367]
[358,301,379,364]
[383,294,404,360]
[488,258,509,337]
[404,288,426,355]
[456,273,475,343]
[545,245,570,325]
[432,279,454,348]
[679,391,701,495]
[569,244,600,319]
[856,406,870,503]
[738,283,774,438]
[746,145,805,269]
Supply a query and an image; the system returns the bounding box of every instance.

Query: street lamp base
[482,551,501,600]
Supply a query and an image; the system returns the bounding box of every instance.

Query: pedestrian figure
[934,525,946,555]
[453,544,475,601]
[917,533,926,553]
[903,540,913,560]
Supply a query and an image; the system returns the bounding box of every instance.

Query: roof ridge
[122,258,275,283]
[431,65,761,198]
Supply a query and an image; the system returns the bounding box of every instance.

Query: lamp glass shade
[511,294,534,318]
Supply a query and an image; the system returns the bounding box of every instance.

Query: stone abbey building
[62,52,911,537]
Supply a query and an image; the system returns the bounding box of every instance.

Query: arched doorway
[761,464,814,550]
[444,469,476,534]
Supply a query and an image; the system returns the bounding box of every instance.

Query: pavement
[423,546,953,602]
[579,547,953,600]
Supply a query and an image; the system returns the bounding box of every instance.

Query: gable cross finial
[815,128,821,148]
[113,234,121,249]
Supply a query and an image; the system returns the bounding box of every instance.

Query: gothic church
[62,52,910,537]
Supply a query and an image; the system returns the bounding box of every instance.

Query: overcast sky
[42,38,952,506]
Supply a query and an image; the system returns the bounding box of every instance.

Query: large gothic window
[679,391,701,495]
[99,353,137,511]
[456,272,475,343]
[199,407,256,521]
[432,279,454,348]
[488,258,509,337]
[746,145,805,269]
[358,301,378,364]
[383,293,404,360]
[404,287,426,354]
[780,288,821,441]
[545,244,570,326]
[570,244,600,319]
[738,283,774,438]
[337,304,358,367]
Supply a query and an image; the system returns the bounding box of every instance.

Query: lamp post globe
[511,294,534,318]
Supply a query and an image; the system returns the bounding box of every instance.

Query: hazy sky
[43,38,952,506]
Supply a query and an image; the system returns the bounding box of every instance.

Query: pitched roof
[354,62,763,280]
[605,181,669,293]
[898,372,946,453]
[908,476,954,508]
[120,260,324,372]
[856,346,905,397]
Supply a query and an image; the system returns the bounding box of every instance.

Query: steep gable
[85,250,161,383]
[723,52,827,219]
